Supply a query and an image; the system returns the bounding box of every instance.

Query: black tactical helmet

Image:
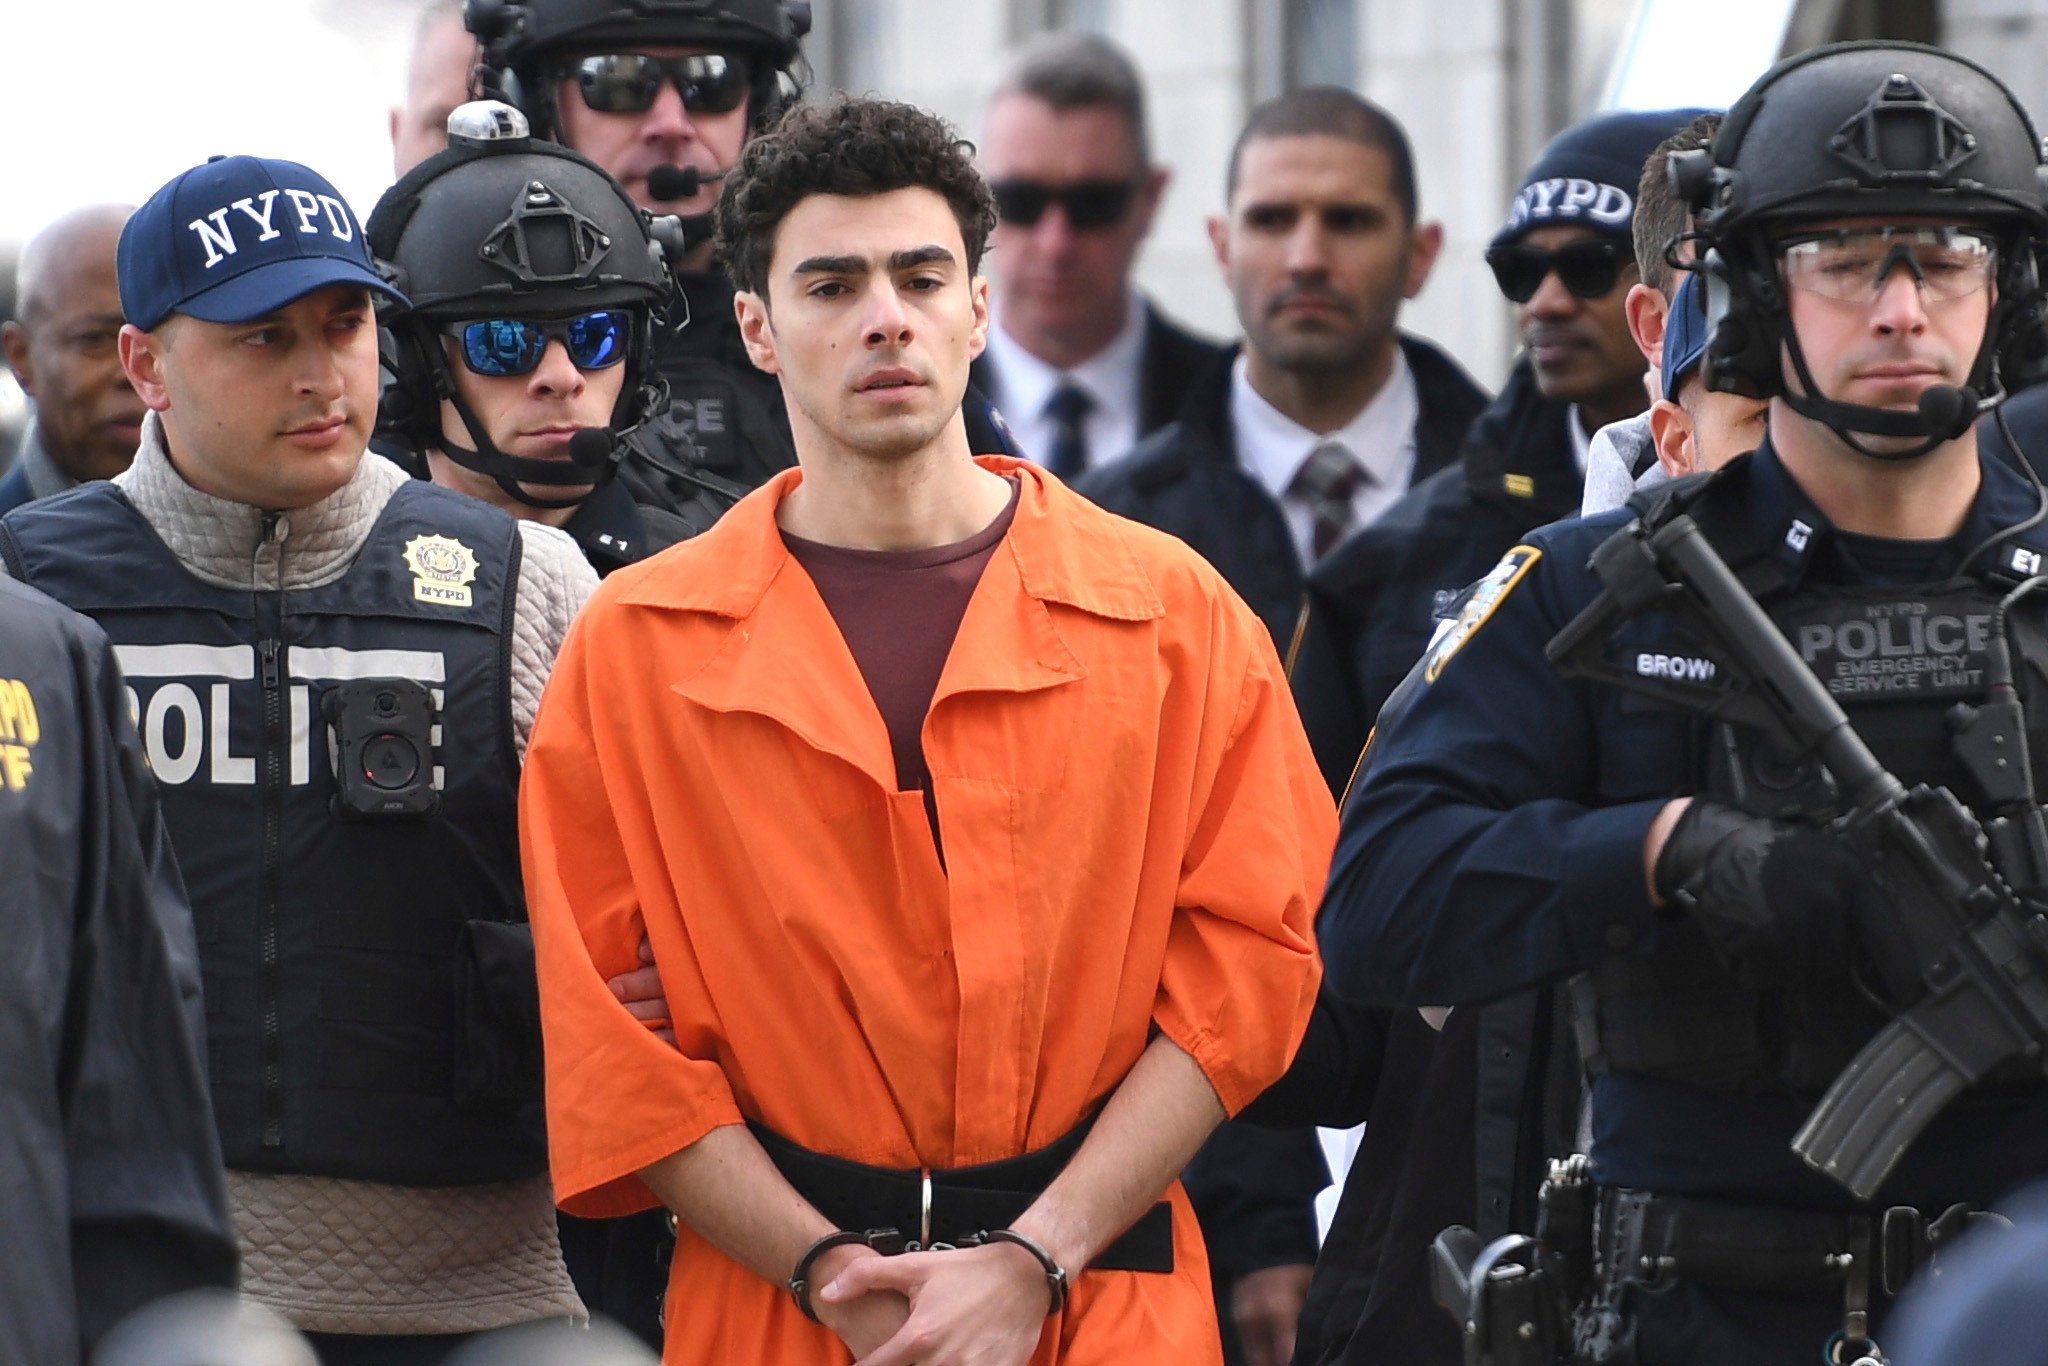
[1669,41,2048,456]
[367,101,677,506]
[465,0,811,141]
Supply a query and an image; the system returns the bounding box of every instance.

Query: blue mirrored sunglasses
[442,311,631,378]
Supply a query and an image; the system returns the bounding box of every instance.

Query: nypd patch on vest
[403,535,479,608]
[1787,591,1994,700]
[1424,545,1541,683]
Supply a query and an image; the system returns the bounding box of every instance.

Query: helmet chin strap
[1771,299,1999,461]
[432,375,618,512]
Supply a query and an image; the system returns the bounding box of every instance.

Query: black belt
[751,1118,1174,1274]
[1599,1187,2000,1297]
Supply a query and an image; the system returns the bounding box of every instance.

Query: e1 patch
[1423,545,1541,683]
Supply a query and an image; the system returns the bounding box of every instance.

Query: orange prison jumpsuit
[522,457,1334,1364]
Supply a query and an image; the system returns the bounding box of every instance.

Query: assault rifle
[1546,509,2048,1199]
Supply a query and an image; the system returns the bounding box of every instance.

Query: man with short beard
[1292,107,1696,788]
[1263,108,1691,1366]
[466,0,1019,534]
[1081,88,1485,648]
[522,96,1332,1366]
[1077,88,1486,1366]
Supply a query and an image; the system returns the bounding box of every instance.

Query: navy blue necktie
[1043,382,1093,479]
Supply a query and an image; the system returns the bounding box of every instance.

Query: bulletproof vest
[1,482,544,1185]
[617,270,794,529]
[1574,497,2048,1095]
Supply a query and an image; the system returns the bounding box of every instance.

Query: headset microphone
[647,164,724,201]
[566,426,616,479]
[1917,384,1982,441]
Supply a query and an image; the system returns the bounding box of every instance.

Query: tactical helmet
[465,0,811,142]
[1669,41,2048,457]
[367,101,677,506]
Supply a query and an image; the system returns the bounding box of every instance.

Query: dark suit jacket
[969,299,1228,465]
[1074,333,1489,1365]
[1291,357,1585,788]
[1078,335,1490,647]
[1266,359,1589,1366]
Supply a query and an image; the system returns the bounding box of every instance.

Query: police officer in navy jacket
[2,152,597,1361]
[1324,43,2048,1364]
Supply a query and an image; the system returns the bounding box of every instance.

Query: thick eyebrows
[790,253,868,277]
[889,245,957,271]
[789,245,959,276]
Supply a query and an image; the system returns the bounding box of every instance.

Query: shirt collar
[1566,404,1593,475]
[614,454,1167,624]
[984,292,1147,418]
[16,420,79,501]
[1231,347,1418,501]
[1732,438,2047,588]
[112,410,404,590]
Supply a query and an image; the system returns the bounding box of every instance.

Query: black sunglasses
[990,179,1139,230]
[569,52,753,116]
[1485,239,1629,304]
[441,312,632,378]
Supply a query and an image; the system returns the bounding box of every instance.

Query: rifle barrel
[1655,517,1904,814]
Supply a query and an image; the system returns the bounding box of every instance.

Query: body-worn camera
[323,678,441,819]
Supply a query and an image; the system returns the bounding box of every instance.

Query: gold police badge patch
[404,535,479,608]
[1423,545,1541,683]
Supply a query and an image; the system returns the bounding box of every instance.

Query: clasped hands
[807,1236,1057,1366]
[605,942,1062,1362]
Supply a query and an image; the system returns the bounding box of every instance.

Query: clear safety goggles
[1776,226,1998,303]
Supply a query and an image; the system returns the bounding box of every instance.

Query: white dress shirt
[1233,349,1421,570]
[1566,403,1593,475]
[981,294,1147,472]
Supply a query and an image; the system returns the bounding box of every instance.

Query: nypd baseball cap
[118,155,406,332]
[1661,270,1709,397]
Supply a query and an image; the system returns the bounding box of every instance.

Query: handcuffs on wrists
[965,1228,1071,1314]
[788,1227,902,1322]
[787,1225,1071,1321]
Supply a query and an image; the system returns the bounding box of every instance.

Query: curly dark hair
[713,96,1000,300]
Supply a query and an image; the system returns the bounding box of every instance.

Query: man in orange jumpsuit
[521,95,1333,1366]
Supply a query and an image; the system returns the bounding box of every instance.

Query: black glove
[1653,799,1870,988]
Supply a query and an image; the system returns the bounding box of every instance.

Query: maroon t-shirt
[781,478,1021,845]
